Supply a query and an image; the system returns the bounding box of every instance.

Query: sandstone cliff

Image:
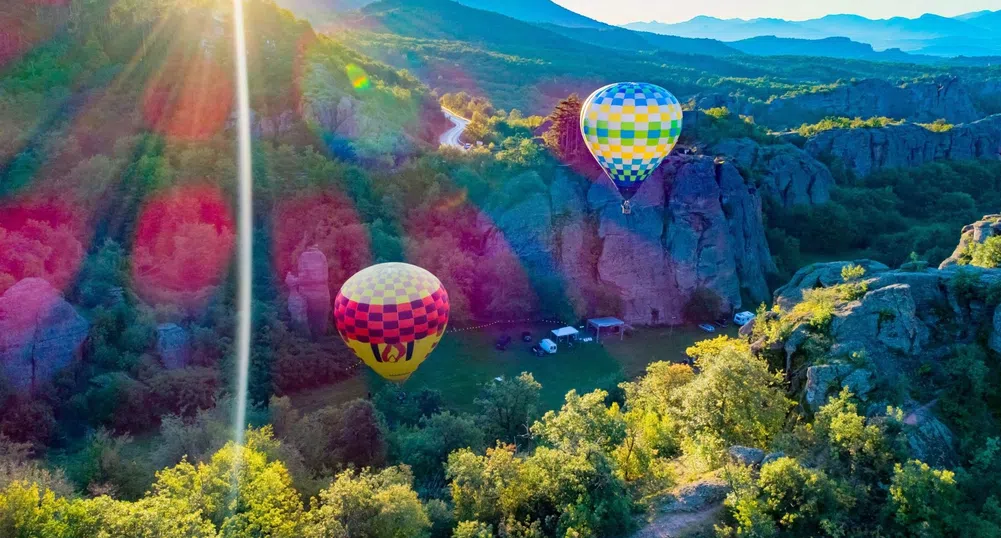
[481,157,776,326]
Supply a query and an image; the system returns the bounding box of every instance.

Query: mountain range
[625,11,1001,56]
[274,0,1001,60]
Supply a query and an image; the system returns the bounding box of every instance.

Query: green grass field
[291,322,739,413]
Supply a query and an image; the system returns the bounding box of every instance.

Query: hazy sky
[552,0,1001,25]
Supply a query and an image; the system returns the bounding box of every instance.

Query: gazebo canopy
[587,317,626,342]
[587,317,624,328]
[551,326,580,338]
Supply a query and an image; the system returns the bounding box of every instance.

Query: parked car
[495,335,512,351]
[531,338,557,356]
[698,323,716,333]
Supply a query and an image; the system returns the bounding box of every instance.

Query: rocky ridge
[803,113,1001,177]
[700,77,983,130]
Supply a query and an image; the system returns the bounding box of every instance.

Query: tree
[678,338,790,450]
[453,520,493,538]
[969,236,1001,269]
[475,373,542,447]
[812,389,902,482]
[393,412,485,490]
[532,389,625,454]
[305,466,431,538]
[151,432,304,537]
[753,457,849,536]
[541,94,597,175]
[888,460,959,537]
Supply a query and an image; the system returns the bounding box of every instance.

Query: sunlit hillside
[2,0,1001,537]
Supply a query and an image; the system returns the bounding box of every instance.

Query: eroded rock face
[285,246,331,339]
[939,214,1001,269]
[713,138,833,206]
[0,278,88,392]
[486,159,776,325]
[805,363,874,410]
[804,114,1001,178]
[831,284,929,360]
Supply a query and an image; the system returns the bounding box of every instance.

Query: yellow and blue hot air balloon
[580,82,683,213]
[333,263,449,383]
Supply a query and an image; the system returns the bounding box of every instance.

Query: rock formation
[772,254,1001,413]
[701,77,982,130]
[285,246,331,339]
[939,214,1001,269]
[712,138,833,206]
[156,323,192,370]
[0,278,88,392]
[482,157,776,325]
[804,114,1001,177]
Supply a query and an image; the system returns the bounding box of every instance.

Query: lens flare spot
[346,63,370,91]
[142,57,234,140]
[131,185,235,312]
[0,198,85,296]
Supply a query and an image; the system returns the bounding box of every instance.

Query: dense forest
[2,0,1001,537]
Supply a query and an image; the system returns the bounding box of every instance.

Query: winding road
[439,107,470,148]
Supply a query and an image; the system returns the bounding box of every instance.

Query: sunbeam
[231,0,253,449]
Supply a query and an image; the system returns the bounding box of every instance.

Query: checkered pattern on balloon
[334,263,449,382]
[580,82,683,201]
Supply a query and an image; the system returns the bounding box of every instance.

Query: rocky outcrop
[774,260,890,309]
[901,401,956,467]
[484,158,776,325]
[804,114,1001,178]
[156,323,191,370]
[939,214,1001,269]
[805,363,874,410]
[701,77,983,130]
[728,446,765,466]
[831,284,929,360]
[713,138,833,206]
[774,256,1001,410]
[0,278,88,392]
[770,78,980,127]
[285,246,331,339]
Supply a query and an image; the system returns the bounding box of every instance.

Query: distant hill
[625,11,1001,57]
[729,36,934,63]
[355,0,590,51]
[352,0,741,58]
[454,0,606,28]
[276,0,607,29]
[538,24,742,56]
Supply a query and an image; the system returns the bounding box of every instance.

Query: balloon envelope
[580,82,683,200]
[334,263,449,382]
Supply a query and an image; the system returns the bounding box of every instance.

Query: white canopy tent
[551,326,579,341]
[587,317,625,342]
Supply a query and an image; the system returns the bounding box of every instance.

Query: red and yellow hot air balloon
[333,263,449,383]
